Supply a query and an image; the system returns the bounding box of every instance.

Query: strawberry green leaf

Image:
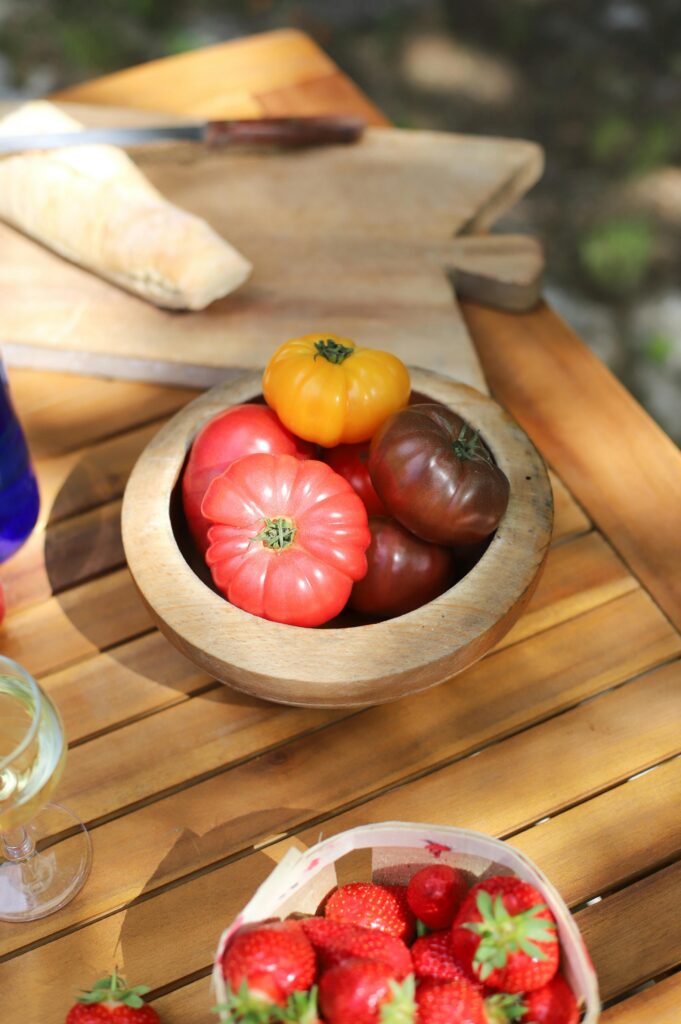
[485,993,528,1023]
[381,974,416,1024]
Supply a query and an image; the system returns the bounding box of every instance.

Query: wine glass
[0,656,91,921]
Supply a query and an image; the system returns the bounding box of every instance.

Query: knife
[0,114,366,153]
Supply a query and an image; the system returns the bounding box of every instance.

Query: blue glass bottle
[0,357,40,562]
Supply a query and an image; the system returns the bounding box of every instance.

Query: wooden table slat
[0,568,152,677]
[2,594,676,961]
[7,367,196,459]
[464,301,681,630]
[602,972,681,1023]
[3,660,679,1017]
[578,860,681,1000]
[53,587,681,830]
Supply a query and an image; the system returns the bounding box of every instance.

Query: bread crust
[0,102,252,310]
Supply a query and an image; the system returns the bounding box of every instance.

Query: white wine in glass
[0,656,91,922]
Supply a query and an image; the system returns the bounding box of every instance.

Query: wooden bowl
[122,369,552,708]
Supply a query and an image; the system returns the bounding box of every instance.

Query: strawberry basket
[212,821,600,1022]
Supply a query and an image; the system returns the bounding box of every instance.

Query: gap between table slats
[3,658,680,1021]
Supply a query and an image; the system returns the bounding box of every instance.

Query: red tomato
[349,517,455,618]
[324,443,387,516]
[202,453,370,627]
[182,404,314,552]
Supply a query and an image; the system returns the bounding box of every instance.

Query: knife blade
[0,114,366,153]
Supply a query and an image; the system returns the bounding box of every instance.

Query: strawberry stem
[463,891,557,981]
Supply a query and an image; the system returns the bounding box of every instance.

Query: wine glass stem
[1,826,35,861]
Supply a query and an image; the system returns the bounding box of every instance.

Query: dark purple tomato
[349,517,455,619]
[368,404,510,546]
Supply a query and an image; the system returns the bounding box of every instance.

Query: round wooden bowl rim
[122,368,553,705]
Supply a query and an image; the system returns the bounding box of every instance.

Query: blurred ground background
[1,0,679,441]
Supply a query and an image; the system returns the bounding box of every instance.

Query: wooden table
[1,29,680,1023]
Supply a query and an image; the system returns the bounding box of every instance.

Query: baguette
[0,102,252,310]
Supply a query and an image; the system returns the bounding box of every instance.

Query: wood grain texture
[0,498,124,612]
[6,366,196,458]
[0,568,151,676]
[577,860,681,999]
[151,978,213,1023]
[43,631,212,744]
[512,756,681,905]
[3,658,678,1019]
[35,420,176,523]
[122,369,553,706]
[52,31,344,119]
[0,122,542,389]
[495,530,636,650]
[444,234,544,312]
[1,588,675,958]
[601,972,681,1023]
[463,300,681,631]
[550,471,590,541]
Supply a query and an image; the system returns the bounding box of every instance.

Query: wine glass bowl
[0,656,91,922]
[0,665,65,833]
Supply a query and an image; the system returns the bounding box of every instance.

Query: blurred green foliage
[645,333,674,364]
[579,221,654,294]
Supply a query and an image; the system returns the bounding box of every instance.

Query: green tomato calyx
[254,517,297,550]
[452,424,493,464]
[314,338,354,363]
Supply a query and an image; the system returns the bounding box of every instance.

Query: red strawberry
[407,865,468,929]
[451,876,559,993]
[411,930,469,984]
[519,974,579,1024]
[318,959,416,1024]
[221,920,317,1008]
[324,882,416,942]
[416,977,486,1023]
[65,971,159,1023]
[301,917,412,978]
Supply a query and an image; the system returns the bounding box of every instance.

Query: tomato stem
[253,517,297,550]
[313,339,354,363]
[452,424,493,464]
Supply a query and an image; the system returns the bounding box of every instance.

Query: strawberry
[324,882,416,942]
[218,984,321,1023]
[407,865,468,930]
[318,960,416,1024]
[65,970,159,1023]
[411,930,469,984]
[221,920,317,1009]
[301,918,412,978]
[517,974,579,1024]
[416,977,486,1024]
[451,877,559,993]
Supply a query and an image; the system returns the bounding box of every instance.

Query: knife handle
[204,115,366,148]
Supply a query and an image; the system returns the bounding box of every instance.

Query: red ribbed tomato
[182,404,313,552]
[202,453,370,626]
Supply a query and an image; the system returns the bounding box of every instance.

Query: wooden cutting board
[0,104,543,392]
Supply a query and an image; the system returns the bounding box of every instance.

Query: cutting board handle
[440,234,544,313]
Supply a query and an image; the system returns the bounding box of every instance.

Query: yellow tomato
[263,334,411,447]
